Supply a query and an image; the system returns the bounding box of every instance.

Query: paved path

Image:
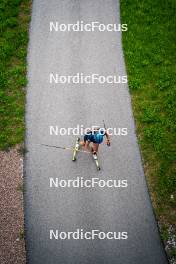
[25,0,168,263]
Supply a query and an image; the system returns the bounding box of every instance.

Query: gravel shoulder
[0,145,26,264]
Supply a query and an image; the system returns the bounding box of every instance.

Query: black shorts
[84,134,97,144]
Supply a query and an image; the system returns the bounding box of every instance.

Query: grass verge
[120,0,176,261]
[0,0,31,150]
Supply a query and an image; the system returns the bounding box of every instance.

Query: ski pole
[102,120,111,147]
[39,143,91,154]
[102,119,106,130]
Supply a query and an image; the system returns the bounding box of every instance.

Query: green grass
[16,182,23,192]
[19,228,24,240]
[0,0,31,150]
[121,0,176,259]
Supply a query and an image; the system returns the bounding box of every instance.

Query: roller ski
[72,137,80,161]
[92,149,101,171]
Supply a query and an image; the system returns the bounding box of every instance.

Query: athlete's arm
[105,131,110,146]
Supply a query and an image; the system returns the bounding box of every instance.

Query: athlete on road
[80,127,110,158]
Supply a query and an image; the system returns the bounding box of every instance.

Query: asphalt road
[25,0,168,263]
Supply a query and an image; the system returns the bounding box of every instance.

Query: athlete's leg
[80,134,90,150]
[84,140,90,150]
[92,143,99,153]
[80,134,88,146]
[80,141,85,146]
